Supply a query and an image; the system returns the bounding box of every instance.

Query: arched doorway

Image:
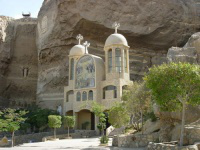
[77,109,95,130]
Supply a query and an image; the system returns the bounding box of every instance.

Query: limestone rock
[1,0,200,108]
[0,16,38,108]
[143,119,161,134]
[153,104,200,124]
[167,47,197,63]
[36,0,200,108]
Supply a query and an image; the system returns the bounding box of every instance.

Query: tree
[89,102,106,136]
[48,115,62,139]
[108,102,129,130]
[122,82,152,132]
[144,62,200,146]
[63,116,75,138]
[0,109,27,147]
[0,111,8,133]
[25,106,58,132]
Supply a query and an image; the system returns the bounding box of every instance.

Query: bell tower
[104,22,130,81]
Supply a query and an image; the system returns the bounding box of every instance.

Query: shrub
[100,135,109,144]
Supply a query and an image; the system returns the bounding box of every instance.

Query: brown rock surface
[1,0,200,108]
[0,17,38,108]
[36,0,200,107]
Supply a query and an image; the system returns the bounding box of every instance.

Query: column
[105,50,108,75]
[69,58,71,81]
[112,47,115,73]
[127,49,130,75]
[121,48,124,78]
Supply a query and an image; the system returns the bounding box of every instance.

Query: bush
[100,135,109,144]
[24,106,59,132]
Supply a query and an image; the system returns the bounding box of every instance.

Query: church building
[63,23,132,130]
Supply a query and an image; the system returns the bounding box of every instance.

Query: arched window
[82,91,87,101]
[115,48,121,73]
[70,58,74,80]
[66,90,74,102]
[124,50,128,72]
[76,92,81,101]
[108,49,112,73]
[88,90,93,100]
[103,85,117,99]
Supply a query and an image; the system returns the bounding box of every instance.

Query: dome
[69,45,87,56]
[105,33,128,47]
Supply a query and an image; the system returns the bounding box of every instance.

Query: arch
[75,55,95,89]
[77,109,95,130]
[108,49,112,73]
[66,90,74,102]
[103,85,117,99]
[70,58,74,80]
[82,91,87,101]
[88,90,93,100]
[76,92,81,101]
[115,48,122,73]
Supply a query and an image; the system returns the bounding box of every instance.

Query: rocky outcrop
[167,32,200,63]
[1,0,200,108]
[36,0,200,108]
[0,17,38,108]
[146,31,200,144]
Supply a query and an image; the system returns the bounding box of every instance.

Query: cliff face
[0,17,38,108]
[0,0,200,108]
[36,0,200,108]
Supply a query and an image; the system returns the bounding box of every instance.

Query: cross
[83,41,90,54]
[112,22,120,34]
[76,34,83,45]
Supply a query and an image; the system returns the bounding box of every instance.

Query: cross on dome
[83,41,90,54]
[76,34,83,45]
[112,22,120,34]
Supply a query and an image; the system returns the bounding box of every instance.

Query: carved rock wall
[0,17,38,108]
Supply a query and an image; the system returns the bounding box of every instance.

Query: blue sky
[0,0,44,19]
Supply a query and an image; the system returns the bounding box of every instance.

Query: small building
[63,23,132,130]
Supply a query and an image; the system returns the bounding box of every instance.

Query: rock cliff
[0,17,38,108]
[1,0,200,108]
[36,0,200,108]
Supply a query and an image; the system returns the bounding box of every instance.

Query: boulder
[143,119,161,134]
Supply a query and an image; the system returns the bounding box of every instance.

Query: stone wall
[147,142,200,150]
[112,133,159,148]
[14,130,96,146]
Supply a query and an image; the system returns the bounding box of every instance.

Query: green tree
[25,106,58,132]
[48,115,62,139]
[89,102,106,136]
[122,82,152,132]
[0,111,7,132]
[108,102,129,130]
[144,62,200,146]
[63,116,75,138]
[1,109,27,147]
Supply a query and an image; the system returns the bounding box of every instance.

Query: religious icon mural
[75,55,95,89]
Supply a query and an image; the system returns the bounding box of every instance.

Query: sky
[0,0,44,19]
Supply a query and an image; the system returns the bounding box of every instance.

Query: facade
[63,23,132,130]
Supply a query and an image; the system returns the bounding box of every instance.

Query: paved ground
[0,137,145,150]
